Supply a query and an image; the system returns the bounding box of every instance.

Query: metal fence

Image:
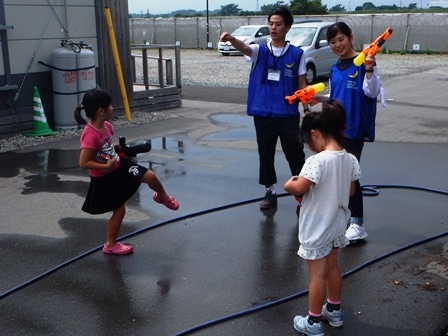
[129,13,448,53]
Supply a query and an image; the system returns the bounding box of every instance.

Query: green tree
[362,2,376,10]
[220,3,241,16]
[290,0,328,15]
[260,1,287,15]
[329,4,346,12]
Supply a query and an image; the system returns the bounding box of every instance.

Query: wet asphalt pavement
[1,67,448,335]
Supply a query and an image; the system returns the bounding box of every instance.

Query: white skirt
[298,234,349,260]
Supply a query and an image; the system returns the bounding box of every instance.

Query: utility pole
[206,0,210,48]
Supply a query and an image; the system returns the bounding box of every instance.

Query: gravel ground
[179,49,448,86]
[0,111,177,153]
[1,49,447,153]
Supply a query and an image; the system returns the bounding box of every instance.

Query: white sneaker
[345,223,368,242]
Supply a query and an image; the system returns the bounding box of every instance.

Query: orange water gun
[353,27,393,66]
[285,82,325,105]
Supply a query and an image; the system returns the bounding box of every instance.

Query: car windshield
[286,27,317,47]
[232,27,258,36]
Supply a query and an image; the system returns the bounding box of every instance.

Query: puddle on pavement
[202,113,254,141]
[0,136,186,196]
[0,149,81,179]
[0,148,90,198]
[147,137,185,154]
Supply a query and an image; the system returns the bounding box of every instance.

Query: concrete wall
[130,13,448,53]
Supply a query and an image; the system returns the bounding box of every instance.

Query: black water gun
[115,136,151,159]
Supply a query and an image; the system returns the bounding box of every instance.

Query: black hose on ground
[1,183,447,336]
[173,230,448,335]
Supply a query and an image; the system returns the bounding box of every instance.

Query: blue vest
[247,44,303,118]
[329,61,377,141]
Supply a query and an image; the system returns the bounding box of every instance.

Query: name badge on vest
[267,69,280,81]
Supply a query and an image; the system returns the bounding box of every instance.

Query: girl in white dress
[284,99,361,336]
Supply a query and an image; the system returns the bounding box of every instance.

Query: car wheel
[306,63,316,85]
[221,53,229,56]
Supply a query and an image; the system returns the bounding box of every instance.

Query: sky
[128,0,429,14]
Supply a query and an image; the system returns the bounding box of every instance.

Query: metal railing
[130,44,181,89]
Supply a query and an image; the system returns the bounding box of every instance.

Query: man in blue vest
[220,6,308,209]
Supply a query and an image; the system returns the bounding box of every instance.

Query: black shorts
[82,159,148,214]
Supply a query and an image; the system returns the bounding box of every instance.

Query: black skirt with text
[82,159,148,214]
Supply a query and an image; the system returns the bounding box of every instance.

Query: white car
[286,21,338,84]
[218,25,269,56]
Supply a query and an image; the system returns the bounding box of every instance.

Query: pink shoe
[103,242,134,255]
[153,192,179,210]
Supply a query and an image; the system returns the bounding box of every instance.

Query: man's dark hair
[268,6,294,27]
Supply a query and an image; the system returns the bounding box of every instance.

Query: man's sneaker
[321,304,344,327]
[293,315,324,336]
[345,223,368,242]
[260,190,277,209]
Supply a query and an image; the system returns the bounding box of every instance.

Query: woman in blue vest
[220,6,308,209]
[326,22,383,243]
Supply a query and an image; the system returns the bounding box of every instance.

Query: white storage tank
[76,42,96,105]
[51,40,96,130]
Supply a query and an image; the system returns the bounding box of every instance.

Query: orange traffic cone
[25,86,59,137]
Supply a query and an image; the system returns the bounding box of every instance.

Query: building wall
[0,0,134,137]
[0,0,98,135]
[4,0,98,75]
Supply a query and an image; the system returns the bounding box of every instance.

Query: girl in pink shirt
[74,89,179,255]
